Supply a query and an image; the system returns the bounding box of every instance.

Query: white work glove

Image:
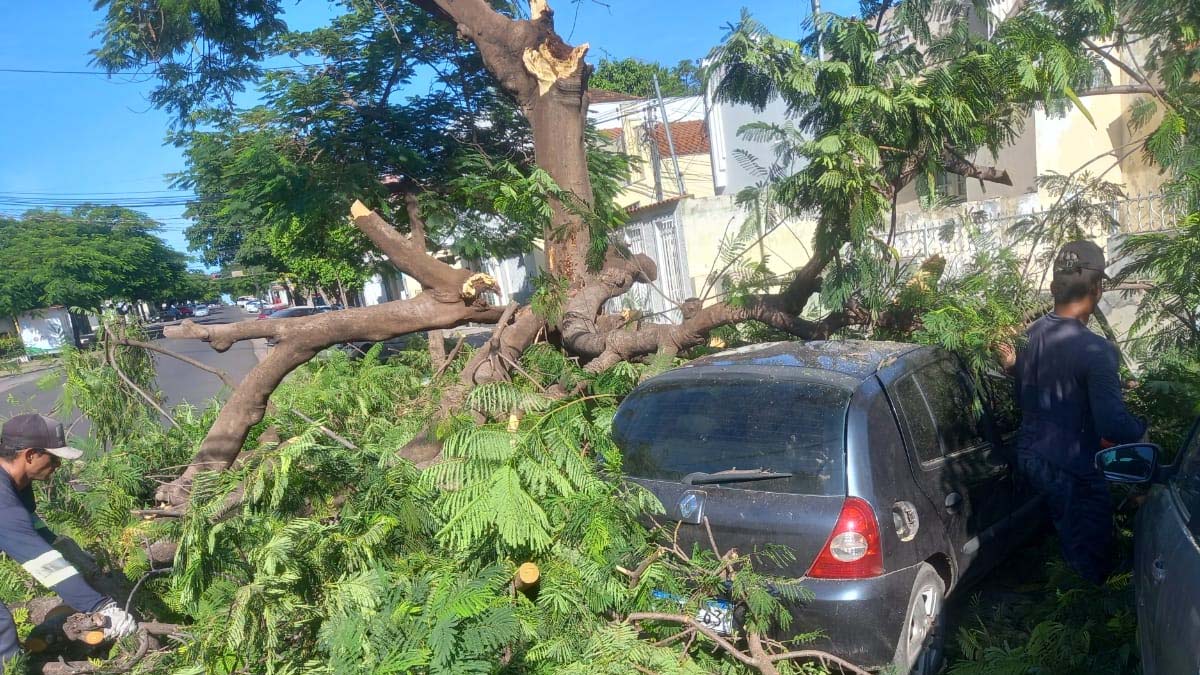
[97,600,138,639]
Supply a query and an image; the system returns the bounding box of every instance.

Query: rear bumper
[783,563,923,670]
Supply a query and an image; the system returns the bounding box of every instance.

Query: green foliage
[946,535,1141,675]
[906,248,1041,375]
[590,57,701,98]
[34,339,844,674]
[708,2,1100,264]
[529,273,571,325]
[0,207,189,315]
[57,317,163,450]
[1127,349,1200,455]
[1116,212,1200,357]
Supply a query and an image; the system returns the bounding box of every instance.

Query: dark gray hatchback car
[612,340,1040,673]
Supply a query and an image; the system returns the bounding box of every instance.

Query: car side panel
[1134,483,1197,675]
[877,349,1018,587]
[849,377,954,583]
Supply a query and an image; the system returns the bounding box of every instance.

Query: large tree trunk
[413,0,594,279]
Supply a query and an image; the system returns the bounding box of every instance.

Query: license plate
[695,599,733,635]
[652,591,733,635]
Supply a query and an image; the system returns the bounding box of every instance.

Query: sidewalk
[0,363,60,396]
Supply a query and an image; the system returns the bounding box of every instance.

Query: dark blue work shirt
[0,469,107,612]
[1015,313,1146,477]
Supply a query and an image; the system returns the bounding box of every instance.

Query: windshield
[613,374,850,495]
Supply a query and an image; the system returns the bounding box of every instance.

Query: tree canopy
[589,57,701,97]
[0,206,189,316]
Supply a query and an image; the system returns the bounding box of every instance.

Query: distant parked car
[159,307,182,321]
[611,340,1040,674]
[177,305,194,318]
[244,301,262,313]
[193,306,210,318]
[1096,417,1200,675]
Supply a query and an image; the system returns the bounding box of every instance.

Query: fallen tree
[117,0,1045,508]
[66,0,1192,670]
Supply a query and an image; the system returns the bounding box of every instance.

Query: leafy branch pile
[19,339,890,674]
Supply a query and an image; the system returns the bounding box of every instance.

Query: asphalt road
[0,306,261,445]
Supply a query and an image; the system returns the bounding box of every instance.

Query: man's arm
[0,504,107,613]
[1086,339,1146,445]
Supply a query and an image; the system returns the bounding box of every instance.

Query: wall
[706,96,796,195]
[481,250,545,306]
[675,195,818,302]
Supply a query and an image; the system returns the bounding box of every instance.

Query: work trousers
[0,602,18,672]
[1018,452,1115,585]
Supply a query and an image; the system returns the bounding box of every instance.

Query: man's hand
[97,600,137,639]
[996,341,1017,374]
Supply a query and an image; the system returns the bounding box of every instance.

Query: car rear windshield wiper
[682,469,794,485]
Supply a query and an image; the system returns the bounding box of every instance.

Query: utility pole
[812,0,823,61]
[644,107,664,202]
[652,73,687,197]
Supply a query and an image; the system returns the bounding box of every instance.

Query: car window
[1172,419,1200,538]
[613,375,850,496]
[892,375,943,464]
[913,359,988,459]
[981,372,1019,439]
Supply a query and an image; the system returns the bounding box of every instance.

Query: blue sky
[0,1,855,266]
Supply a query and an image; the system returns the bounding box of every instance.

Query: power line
[0,62,357,77]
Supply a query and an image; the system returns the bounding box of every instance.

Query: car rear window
[612,375,850,496]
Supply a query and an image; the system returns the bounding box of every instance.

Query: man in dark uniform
[0,414,137,668]
[1014,240,1146,584]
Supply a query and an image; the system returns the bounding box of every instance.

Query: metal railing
[892,193,1182,280]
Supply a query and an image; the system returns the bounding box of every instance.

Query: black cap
[1054,240,1109,279]
[0,414,83,460]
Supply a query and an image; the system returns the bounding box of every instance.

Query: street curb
[0,362,57,382]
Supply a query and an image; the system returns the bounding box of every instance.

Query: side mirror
[1095,443,1160,484]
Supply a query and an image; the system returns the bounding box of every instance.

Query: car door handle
[944,492,963,514]
[1151,557,1166,584]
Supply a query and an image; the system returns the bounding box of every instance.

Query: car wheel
[892,562,945,675]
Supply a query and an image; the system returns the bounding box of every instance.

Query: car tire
[891,562,946,675]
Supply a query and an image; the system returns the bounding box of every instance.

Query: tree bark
[413,0,594,279]
[155,204,505,505]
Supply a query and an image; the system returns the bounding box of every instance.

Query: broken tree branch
[103,334,179,430]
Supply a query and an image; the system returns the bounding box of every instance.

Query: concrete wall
[706,96,796,195]
[675,195,818,301]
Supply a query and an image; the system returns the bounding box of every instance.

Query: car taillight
[806,497,883,579]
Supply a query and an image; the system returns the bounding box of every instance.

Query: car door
[889,357,1012,579]
[1137,417,1200,675]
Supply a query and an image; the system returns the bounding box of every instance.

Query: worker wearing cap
[1014,241,1146,585]
[0,414,137,666]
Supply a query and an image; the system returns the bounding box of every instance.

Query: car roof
[678,339,927,382]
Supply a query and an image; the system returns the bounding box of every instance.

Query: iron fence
[892,193,1182,281]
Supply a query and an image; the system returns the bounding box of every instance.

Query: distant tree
[590,57,701,97]
[0,206,188,316]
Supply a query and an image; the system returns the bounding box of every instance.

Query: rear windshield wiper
[682,469,794,485]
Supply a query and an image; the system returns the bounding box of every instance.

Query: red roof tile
[650,119,710,157]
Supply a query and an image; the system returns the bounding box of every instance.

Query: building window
[936,171,967,199]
